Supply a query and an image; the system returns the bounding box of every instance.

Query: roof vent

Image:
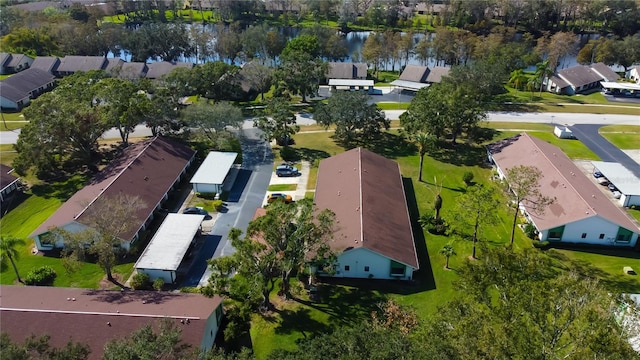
[337,191,341,196]
[142,300,146,304]
[72,298,76,301]
[144,176,149,181]
[592,195,595,198]
[67,298,71,301]
[107,322,111,327]
[186,318,190,324]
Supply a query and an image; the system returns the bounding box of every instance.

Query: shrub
[524,223,538,239]
[153,277,165,291]
[462,171,474,185]
[280,146,297,161]
[212,199,224,211]
[419,213,449,235]
[533,240,550,249]
[24,266,57,286]
[130,272,151,290]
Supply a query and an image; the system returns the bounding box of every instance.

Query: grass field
[599,125,640,150]
[249,123,639,358]
[267,184,297,191]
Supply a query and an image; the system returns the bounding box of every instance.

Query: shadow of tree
[30,175,88,201]
[293,147,331,163]
[273,307,332,339]
[335,132,415,160]
[429,142,490,167]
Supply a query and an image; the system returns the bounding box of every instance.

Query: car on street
[267,193,293,204]
[276,164,299,177]
[183,207,208,215]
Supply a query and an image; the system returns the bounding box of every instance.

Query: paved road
[570,124,640,178]
[180,128,273,287]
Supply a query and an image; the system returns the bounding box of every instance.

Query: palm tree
[439,244,456,270]
[0,235,26,283]
[413,133,436,182]
[508,69,527,94]
[535,60,554,97]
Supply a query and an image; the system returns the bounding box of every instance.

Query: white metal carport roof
[389,79,429,91]
[190,151,238,185]
[328,79,374,87]
[591,161,640,195]
[134,214,205,271]
[600,81,640,90]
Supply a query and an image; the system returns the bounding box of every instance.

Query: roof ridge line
[74,136,158,220]
[525,133,596,216]
[358,148,364,245]
[0,307,200,319]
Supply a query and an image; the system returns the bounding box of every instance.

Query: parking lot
[261,161,311,206]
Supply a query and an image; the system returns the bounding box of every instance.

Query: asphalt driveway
[569,124,640,178]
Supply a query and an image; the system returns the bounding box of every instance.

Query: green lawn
[598,125,640,150]
[267,184,297,191]
[250,125,638,357]
[599,125,640,133]
[0,144,17,167]
[377,102,410,110]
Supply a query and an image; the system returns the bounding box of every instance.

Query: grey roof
[328,62,368,79]
[117,62,148,79]
[145,61,194,79]
[30,56,61,73]
[549,75,569,89]
[9,1,61,12]
[557,65,603,88]
[589,62,620,82]
[0,53,10,67]
[57,56,107,73]
[425,66,450,83]
[0,164,19,192]
[0,68,55,102]
[135,214,205,271]
[105,58,124,72]
[7,53,33,68]
[399,65,429,82]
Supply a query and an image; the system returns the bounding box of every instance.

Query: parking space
[262,161,311,206]
[574,160,624,203]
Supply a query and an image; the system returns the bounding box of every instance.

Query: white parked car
[612,191,621,199]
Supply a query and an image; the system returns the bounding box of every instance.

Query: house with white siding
[314,148,419,280]
[487,133,639,248]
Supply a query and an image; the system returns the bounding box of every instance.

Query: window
[344,265,350,271]
[581,233,587,239]
[599,234,605,239]
[364,266,370,272]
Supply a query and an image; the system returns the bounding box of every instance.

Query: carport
[190,151,238,194]
[134,213,205,284]
[591,161,640,207]
[328,79,374,91]
[389,79,429,91]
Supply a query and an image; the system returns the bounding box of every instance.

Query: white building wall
[34,221,91,249]
[335,248,414,280]
[193,183,221,194]
[540,216,638,247]
[136,268,176,284]
[200,306,222,350]
[621,194,640,207]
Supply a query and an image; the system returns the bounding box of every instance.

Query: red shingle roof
[0,285,222,360]
[488,133,639,232]
[315,148,419,269]
[30,137,195,241]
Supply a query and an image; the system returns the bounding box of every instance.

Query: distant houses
[627,66,640,84]
[30,137,196,251]
[0,68,56,110]
[546,62,619,95]
[390,64,450,91]
[0,53,33,74]
[0,164,20,211]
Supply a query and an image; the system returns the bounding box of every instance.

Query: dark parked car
[183,207,208,215]
[608,183,618,192]
[593,171,603,178]
[276,164,299,177]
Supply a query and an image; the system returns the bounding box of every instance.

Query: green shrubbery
[130,273,151,290]
[153,278,165,290]
[24,266,57,286]
[280,146,296,161]
[524,223,538,239]
[462,171,474,185]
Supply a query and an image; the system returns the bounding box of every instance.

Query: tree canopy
[254,96,299,146]
[314,91,389,145]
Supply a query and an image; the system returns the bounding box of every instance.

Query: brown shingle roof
[0,164,18,191]
[315,148,419,268]
[0,285,222,360]
[30,56,61,74]
[145,61,194,79]
[30,137,195,241]
[487,133,639,232]
[425,66,450,83]
[399,64,429,83]
[328,62,368,79]
[117,62,148,79]
[57,56,107,73]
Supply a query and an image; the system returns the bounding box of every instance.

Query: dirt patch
[98,273,126,290]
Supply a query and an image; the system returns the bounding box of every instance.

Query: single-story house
[591,161,640,207]
[314,148,419,280]
[116,62,149,79]
[0,285,224,360]
[0,53,34,74]
[0,68,56,110]
[390,65,450,91]
[190,151,238,194]
[56,55,108,77]
[145,61,194,79]
[327,62,368,80]
[546,63,615,95]
[105,58,124,73]
[487,133,639,247]
[415,2,448,15]
[627,66,640,84]
[30,56,61,74]
[30,137,196,251]
[135,213,205,284]
[0,164,20,210]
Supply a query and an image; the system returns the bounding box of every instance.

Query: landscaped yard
[599,125,640,150]
[247,123,640,358]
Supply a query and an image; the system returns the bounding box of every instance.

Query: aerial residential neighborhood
[1,0,640,359]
